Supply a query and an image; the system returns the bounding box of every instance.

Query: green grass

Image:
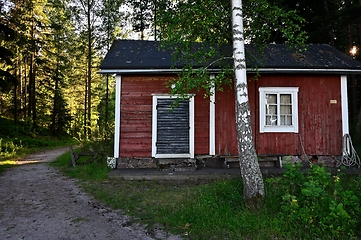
[50,151,110,180]
[50,150,361,239]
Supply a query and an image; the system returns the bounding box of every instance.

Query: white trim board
[99,68,361,75]
[341,75,349,136]
[209,74,216,156]
[114,75,122,159]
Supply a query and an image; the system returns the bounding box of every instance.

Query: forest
[1,0,361,142]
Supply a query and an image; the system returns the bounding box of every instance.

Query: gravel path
[0,148,181,240]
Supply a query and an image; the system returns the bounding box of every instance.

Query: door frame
[152,94,195,158]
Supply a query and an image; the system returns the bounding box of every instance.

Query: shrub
[280,163,360,238]
[0,138,22,158]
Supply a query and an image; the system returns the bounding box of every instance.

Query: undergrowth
[51,151,361,240]
[0,116,77,173]
[50,142,112,181]
[279,163,360,239]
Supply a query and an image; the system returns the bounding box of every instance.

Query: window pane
[266,94,277,104]
[287,116,292,125]
[266,115,277,125]
[280,105,292,114]
[280,94,291,104]
[268,105,277,114]
[280,115,292,125]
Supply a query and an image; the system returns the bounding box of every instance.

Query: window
[259,87,299,133]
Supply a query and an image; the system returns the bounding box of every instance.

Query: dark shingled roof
[100,40,181,70]
[100,40,361,74]
[246,44,361,70]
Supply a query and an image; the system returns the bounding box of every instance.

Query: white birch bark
[231,0,264,208]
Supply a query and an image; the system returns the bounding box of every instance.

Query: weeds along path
[0,148,180,240]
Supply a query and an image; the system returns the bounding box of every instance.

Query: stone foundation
[281,155,339,168]
[117,158,157,169]
[116,155,341,169]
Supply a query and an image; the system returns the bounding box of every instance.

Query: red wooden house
[100,40,361,169]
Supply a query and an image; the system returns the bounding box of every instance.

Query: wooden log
[69,146,105,167]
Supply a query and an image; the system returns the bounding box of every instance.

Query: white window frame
[259,87,299,133]
[152,94,195,158]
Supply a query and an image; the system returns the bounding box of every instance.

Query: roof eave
[254,68,361,74]
[99,68,361,75]
[99,69,183,74]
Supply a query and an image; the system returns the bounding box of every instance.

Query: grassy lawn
[51,150,361,240]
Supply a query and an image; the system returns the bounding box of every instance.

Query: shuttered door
[156,99,190,154]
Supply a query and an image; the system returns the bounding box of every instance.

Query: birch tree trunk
[231,0,264,208]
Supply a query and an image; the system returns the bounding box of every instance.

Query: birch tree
[231,0,264,208]
[155,0,307,207]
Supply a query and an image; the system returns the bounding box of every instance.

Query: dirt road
[0,148,181,240]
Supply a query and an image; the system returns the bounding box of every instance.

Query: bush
[0,138,22,158]
[280,163,360,238]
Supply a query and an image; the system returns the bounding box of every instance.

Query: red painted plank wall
[119,74,343,158]
[250,74,343,156]
[215,74,343,156]
[120,76,167,157]
[215,85,238,156]
[194,93,210,154]
[119,75,210,158]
